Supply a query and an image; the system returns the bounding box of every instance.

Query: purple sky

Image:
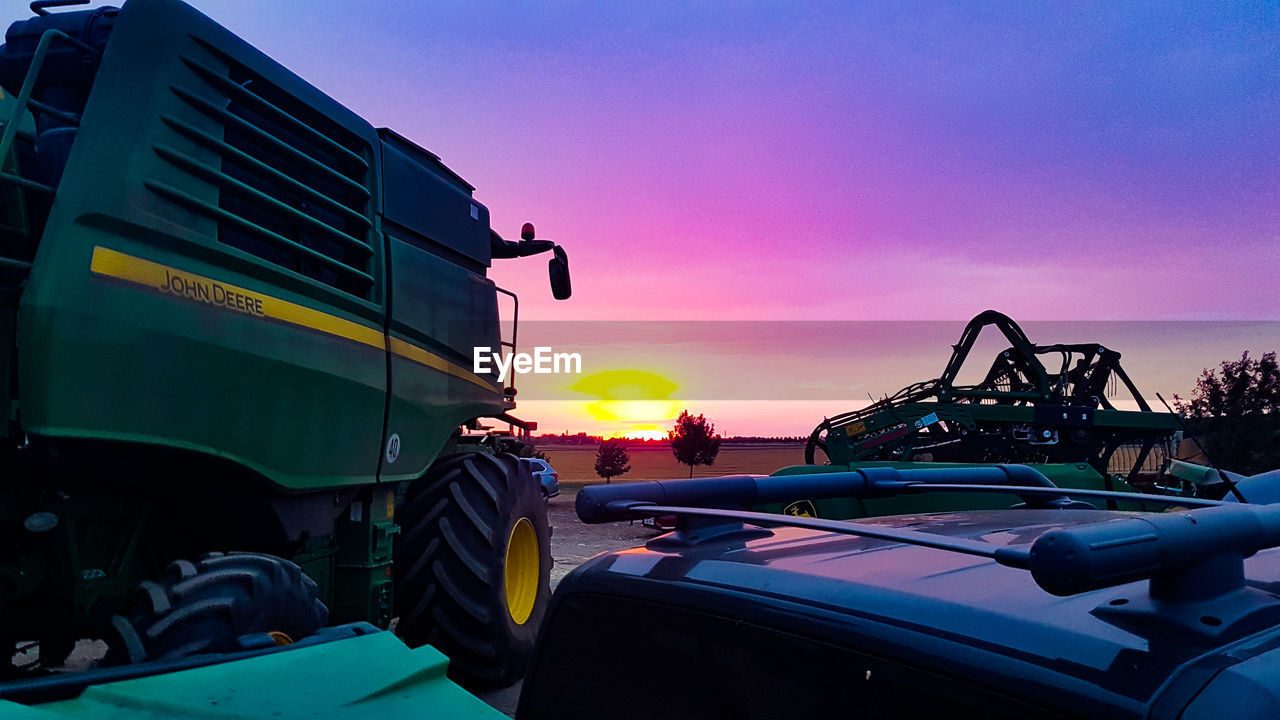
[148,0,1279,322]
[9,1,1277,434]
[31,1,1276,321]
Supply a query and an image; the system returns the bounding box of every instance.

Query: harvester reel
[801,312,1177,476]
[108,552,327,663]
[804,422,832,465]
[394,452,551,689]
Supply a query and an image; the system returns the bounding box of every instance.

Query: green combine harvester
[0,0,569,714]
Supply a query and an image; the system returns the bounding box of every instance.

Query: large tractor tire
[395,452,552,689]
[109,552,327,663]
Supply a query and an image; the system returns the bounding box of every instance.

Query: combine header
[805,311,1179,484]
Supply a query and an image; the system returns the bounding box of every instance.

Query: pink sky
[508,320,1280,437]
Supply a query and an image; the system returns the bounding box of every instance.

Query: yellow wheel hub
[504,517,540,625]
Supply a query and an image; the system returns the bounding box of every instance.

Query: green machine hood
[0,631,505,719]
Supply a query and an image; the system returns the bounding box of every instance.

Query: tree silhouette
[1173,350,1280,474]
[670,410,722,478]
[594,439,632,484]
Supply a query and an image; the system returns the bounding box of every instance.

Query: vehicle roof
[559,508,1280,718]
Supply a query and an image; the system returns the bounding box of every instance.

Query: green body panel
[13,0,505,491]
[20,242,388,489]
[759,461,1157,518]
[332,488,398,625]
[0,633,505,719]
[381,234,503,482]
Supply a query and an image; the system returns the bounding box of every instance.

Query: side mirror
[549,246,571,300]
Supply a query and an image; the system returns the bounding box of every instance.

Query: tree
[670,410,722,478]
[594,439,631,484]
[1173,350,1280,474]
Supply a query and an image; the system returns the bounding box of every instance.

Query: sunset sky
[12,1,1278,437]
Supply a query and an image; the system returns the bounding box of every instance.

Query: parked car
[528,458,560,499]
[521,465,1280,719]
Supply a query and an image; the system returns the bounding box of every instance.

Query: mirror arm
[490,230,557,259]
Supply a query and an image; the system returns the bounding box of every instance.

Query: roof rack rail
[575,464,1215,525]
[576,466,1280,615]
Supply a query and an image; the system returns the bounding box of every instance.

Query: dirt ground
[540,444,806,485]
[545,484,657,588]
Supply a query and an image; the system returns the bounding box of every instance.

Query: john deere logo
[783,500,817,518]
[160,269,265,317]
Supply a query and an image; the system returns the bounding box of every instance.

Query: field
[538,444,807,485]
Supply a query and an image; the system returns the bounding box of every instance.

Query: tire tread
[110,552,326,663]
[394,451,551,688]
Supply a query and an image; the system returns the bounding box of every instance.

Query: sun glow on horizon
[621,429,667,441]
[573,369,681,434]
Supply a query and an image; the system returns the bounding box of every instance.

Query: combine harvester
[0,0,570,716]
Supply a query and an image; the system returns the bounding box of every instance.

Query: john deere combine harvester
[0,0,569,709]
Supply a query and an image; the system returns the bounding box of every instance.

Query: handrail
[0,28,100,187]
[495,286,519,400]
[30,0,90,17]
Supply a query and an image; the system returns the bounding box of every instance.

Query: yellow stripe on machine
[90,246,498,392]
[387,337,498,392]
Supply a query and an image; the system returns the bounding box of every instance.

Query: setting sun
[572,369,681,437]
[621,429,667,441]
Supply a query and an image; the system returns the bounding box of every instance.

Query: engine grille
[147,38,375,299]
